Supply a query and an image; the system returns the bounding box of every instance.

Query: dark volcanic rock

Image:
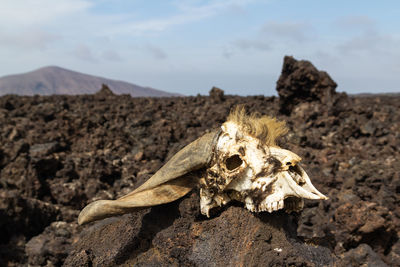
[65,196,335,266]
[95,83,115,97]
[25,221,78,266]
[333,201,396,256]
[338,244,388,267]
[0,60,399,265]
[29,141,60,158]
[0,190,62,265]
[209,86,225,102]
[277,55,337,114]
[0,190,61,243]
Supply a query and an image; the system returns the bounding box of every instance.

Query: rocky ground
[0,57,399,266]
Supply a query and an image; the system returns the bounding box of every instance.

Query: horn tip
[78,200,114,225]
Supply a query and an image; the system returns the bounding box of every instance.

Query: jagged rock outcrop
[95,84,115,97]
[209,86,225,102]
[276,56,337,114]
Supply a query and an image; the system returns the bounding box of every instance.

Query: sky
[0,0,399,96]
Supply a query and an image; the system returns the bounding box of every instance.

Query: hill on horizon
[0,66,179,97]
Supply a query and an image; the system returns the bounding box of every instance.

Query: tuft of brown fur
[227,106,288,146]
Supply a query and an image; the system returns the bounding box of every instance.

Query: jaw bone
[246,165,327,213]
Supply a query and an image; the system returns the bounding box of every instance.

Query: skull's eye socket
[225,154,243,171]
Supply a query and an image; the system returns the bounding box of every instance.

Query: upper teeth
[245,197,285,213]
[257,200,284,212]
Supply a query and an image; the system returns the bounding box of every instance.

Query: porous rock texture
[0,57,399,266]
[277,55,338,115]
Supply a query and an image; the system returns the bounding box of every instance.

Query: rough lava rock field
[0,56,399,266]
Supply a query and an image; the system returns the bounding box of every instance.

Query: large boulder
[276,56,337,114]
[65,193,336,266]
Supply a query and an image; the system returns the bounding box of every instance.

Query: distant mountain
[0,66,179,97]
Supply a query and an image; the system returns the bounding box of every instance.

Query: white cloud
[0,0,92,26]
[110,0,255,35]
[225,20,310,58]
[333,15,399,55]
[0,0,255,38]
[0,28,59,50]
[309,16,400,93]
[335,18,400,56]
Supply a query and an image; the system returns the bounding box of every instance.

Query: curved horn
[78,130,220,225]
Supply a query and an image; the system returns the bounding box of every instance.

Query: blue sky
[0,0,399,95]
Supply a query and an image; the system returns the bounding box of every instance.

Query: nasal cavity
[225,154,243,170]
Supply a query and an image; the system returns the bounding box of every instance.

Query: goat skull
[78,109,327,225]
[199,120,327,217]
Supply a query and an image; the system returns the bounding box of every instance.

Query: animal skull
[199,120,327,217]
[78,108,327,225]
